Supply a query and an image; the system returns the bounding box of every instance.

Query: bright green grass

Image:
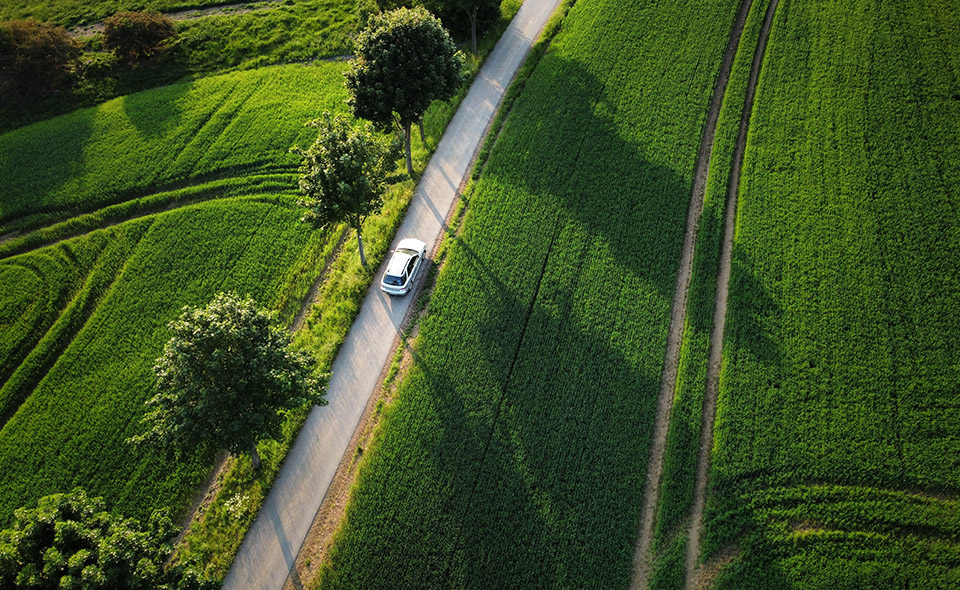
[0,62,352,525]
[1,0,270,27]
[313,0,741,586]
[0,198,332,523]
[646,1,770,587]
[177,0,355,73]
[703,0,960,586]
[0,63,348,234]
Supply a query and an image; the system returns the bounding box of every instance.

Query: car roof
[396,238,426,253]
[386,251,414,276]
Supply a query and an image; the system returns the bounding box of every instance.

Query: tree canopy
[291,112,401,267]
[0,19,80,99]
[345,6,464,175]
[132,292,326,470]
[103,11,177,65]
[422,0,501,52]
[0,489,213,590]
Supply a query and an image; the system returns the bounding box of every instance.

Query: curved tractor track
[630,0,782,586]
[629,0,754,586]
[684,0,780,587]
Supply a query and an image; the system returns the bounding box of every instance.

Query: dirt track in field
[683,0,781,587]
[627,0,755,586]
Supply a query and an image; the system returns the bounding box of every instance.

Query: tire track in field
[684,0,780,587]
[628,0,754,586]
[0,172,296,260]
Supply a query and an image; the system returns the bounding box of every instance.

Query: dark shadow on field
[320,55,715,588]
[120,79,190,139]
[0,108,97,231]
[724,246,782,366]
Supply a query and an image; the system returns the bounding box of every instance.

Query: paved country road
[223,0,563,587]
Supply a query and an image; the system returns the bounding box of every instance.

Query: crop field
[702,0,960,586]
[312,0,743,586]
[0,62,354,523]
[0,63,347,236]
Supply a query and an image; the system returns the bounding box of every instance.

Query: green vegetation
[1,0,237,27]
[135,292,327,470]
[0,63,347,234]
[0,488,214,589]
[346,6,464,175]
[646,1,769,587]
[703,0,960,586]
[314,0,742,586]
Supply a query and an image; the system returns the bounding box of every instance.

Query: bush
[0,19,80,98]
[103,11,177,64]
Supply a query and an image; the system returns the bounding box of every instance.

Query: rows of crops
[0,63,347,234]
[703,0,960,586]
[312,0,742,586]
[0,63,358,523]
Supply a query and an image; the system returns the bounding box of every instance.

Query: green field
[0,63,354,524]
[314,0,742,586]
[0,63,347,235]
[702,0,960,586]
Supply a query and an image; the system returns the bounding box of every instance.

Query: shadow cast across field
[319,54,756,588]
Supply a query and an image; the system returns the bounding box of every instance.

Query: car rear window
[383,274,404,287]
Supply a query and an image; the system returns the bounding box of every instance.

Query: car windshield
[383,274,405,287]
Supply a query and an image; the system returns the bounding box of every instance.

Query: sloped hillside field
[704,0,960,586]
[315,0,741,586]
[0,63,350,523]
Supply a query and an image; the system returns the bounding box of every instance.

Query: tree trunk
[250,444,261,471]
[470,8,478,53]
[356,226,368,268]
[418,118,426,144]
[404,121,413,176]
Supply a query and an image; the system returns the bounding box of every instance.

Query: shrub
[103,11,177,64]
[0,19,80,98]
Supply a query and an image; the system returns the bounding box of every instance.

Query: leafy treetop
[345,6,463,174]
[0,488,213,589]
[291,112,401,267]
[131,292,326,469]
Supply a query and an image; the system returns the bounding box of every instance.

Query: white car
[380,238,427,296]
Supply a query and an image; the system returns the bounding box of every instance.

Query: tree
[103,11,177,65]
[291,112,401,268]
[0,488,214,590]
[423,0,500,53]
[345,6,464,176]
[0,19,80,99]
[132,292,326,471]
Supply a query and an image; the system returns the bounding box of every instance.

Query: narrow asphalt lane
[222,1,563,587]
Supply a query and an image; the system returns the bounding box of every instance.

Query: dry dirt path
[684,0,781,587]
[628,0,754,586]
[220,1,563,588]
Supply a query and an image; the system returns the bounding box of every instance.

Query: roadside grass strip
[312,0,743,586]
[0,63,348,235]
[703,0,960,586]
